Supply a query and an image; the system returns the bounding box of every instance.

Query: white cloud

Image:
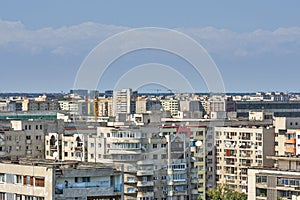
[0,20,128,55]
[181,26,300,57]
[0,19,299,58]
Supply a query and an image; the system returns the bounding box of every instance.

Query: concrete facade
[215,126,275,193]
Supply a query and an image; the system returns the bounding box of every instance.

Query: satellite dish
[53,151,58,158]
[195,141,203,147]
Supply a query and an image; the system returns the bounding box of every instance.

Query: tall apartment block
[215,126,275,193]
[112,89,137,118]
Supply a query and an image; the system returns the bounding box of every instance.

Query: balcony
[168,190,187,196]
[286,138,296,144]
[50,145,57,150]
[56,185,121,197]
[74,146,83,152]
[124,179,137,184]
[108,149,141,154]
[137,170,154,176]
[26,139,32,144]
[241,137,251,140]
[286,147,296,153]
[137,160,153,165]
[124,189,137,194]
[137,181,154,187]
[137,192,154,198]
[191,189,198,195]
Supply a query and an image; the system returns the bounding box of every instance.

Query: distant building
[161,99,179,117]
[112,89,137,118]
[236,101,300,118]
[70,89,88,97]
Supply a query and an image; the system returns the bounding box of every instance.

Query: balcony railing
[55,183,122,195]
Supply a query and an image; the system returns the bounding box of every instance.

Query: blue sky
[0,1,300,93]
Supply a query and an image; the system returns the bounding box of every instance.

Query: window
[153,144,157,149]
[91,143,94,148]
[36,135,41,140]
[16,194,21,200]
[91,154,94,159]
[153,154,158,160]
[127,177,135,182]
[161,144,166,148]
[256,176,267,183]
[36,125,39,130]
[0,174,4,183]
[142,176,147,182]
[161,154,167,159]
[196,131,203,136]
[23,176,34,186]
[127,187,135,193]
[35,177,45,187]
[64,152,68,157]
[40,125,43,130]
[15,175,22,184]
[0,192,5,200]
[98,143,101,148]
[98,154,101,159]
[64,141,68,146]
[82,177,90,182]
[26,136,31,140]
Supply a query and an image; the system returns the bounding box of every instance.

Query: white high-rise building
[112,89,136,117]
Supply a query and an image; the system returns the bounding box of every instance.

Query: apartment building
[0,159,123,200]
[160,99,179,117]
[273,117,300,156]
[0,119,60,160]
[112,89,137,117]
[248,156,300,200]
[215,126,275,193]
[45,126,98,162]
[94,97,113,117]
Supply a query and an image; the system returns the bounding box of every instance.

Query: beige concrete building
[215,126,275,193]
[0,120,60,160]
[0,159,122,200]
[45,132,88,162]
[94,97,113,117]
[160,99,179,117]
[248,156,300,200]
[135,97,147,114]
[274,117,300,156]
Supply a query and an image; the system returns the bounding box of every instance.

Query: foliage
[206,184,247,200]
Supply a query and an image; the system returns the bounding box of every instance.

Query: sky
[0,1,300,93]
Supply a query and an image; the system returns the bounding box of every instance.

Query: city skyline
[1,1,300,93]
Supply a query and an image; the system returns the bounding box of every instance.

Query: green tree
[206,184,247,200]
